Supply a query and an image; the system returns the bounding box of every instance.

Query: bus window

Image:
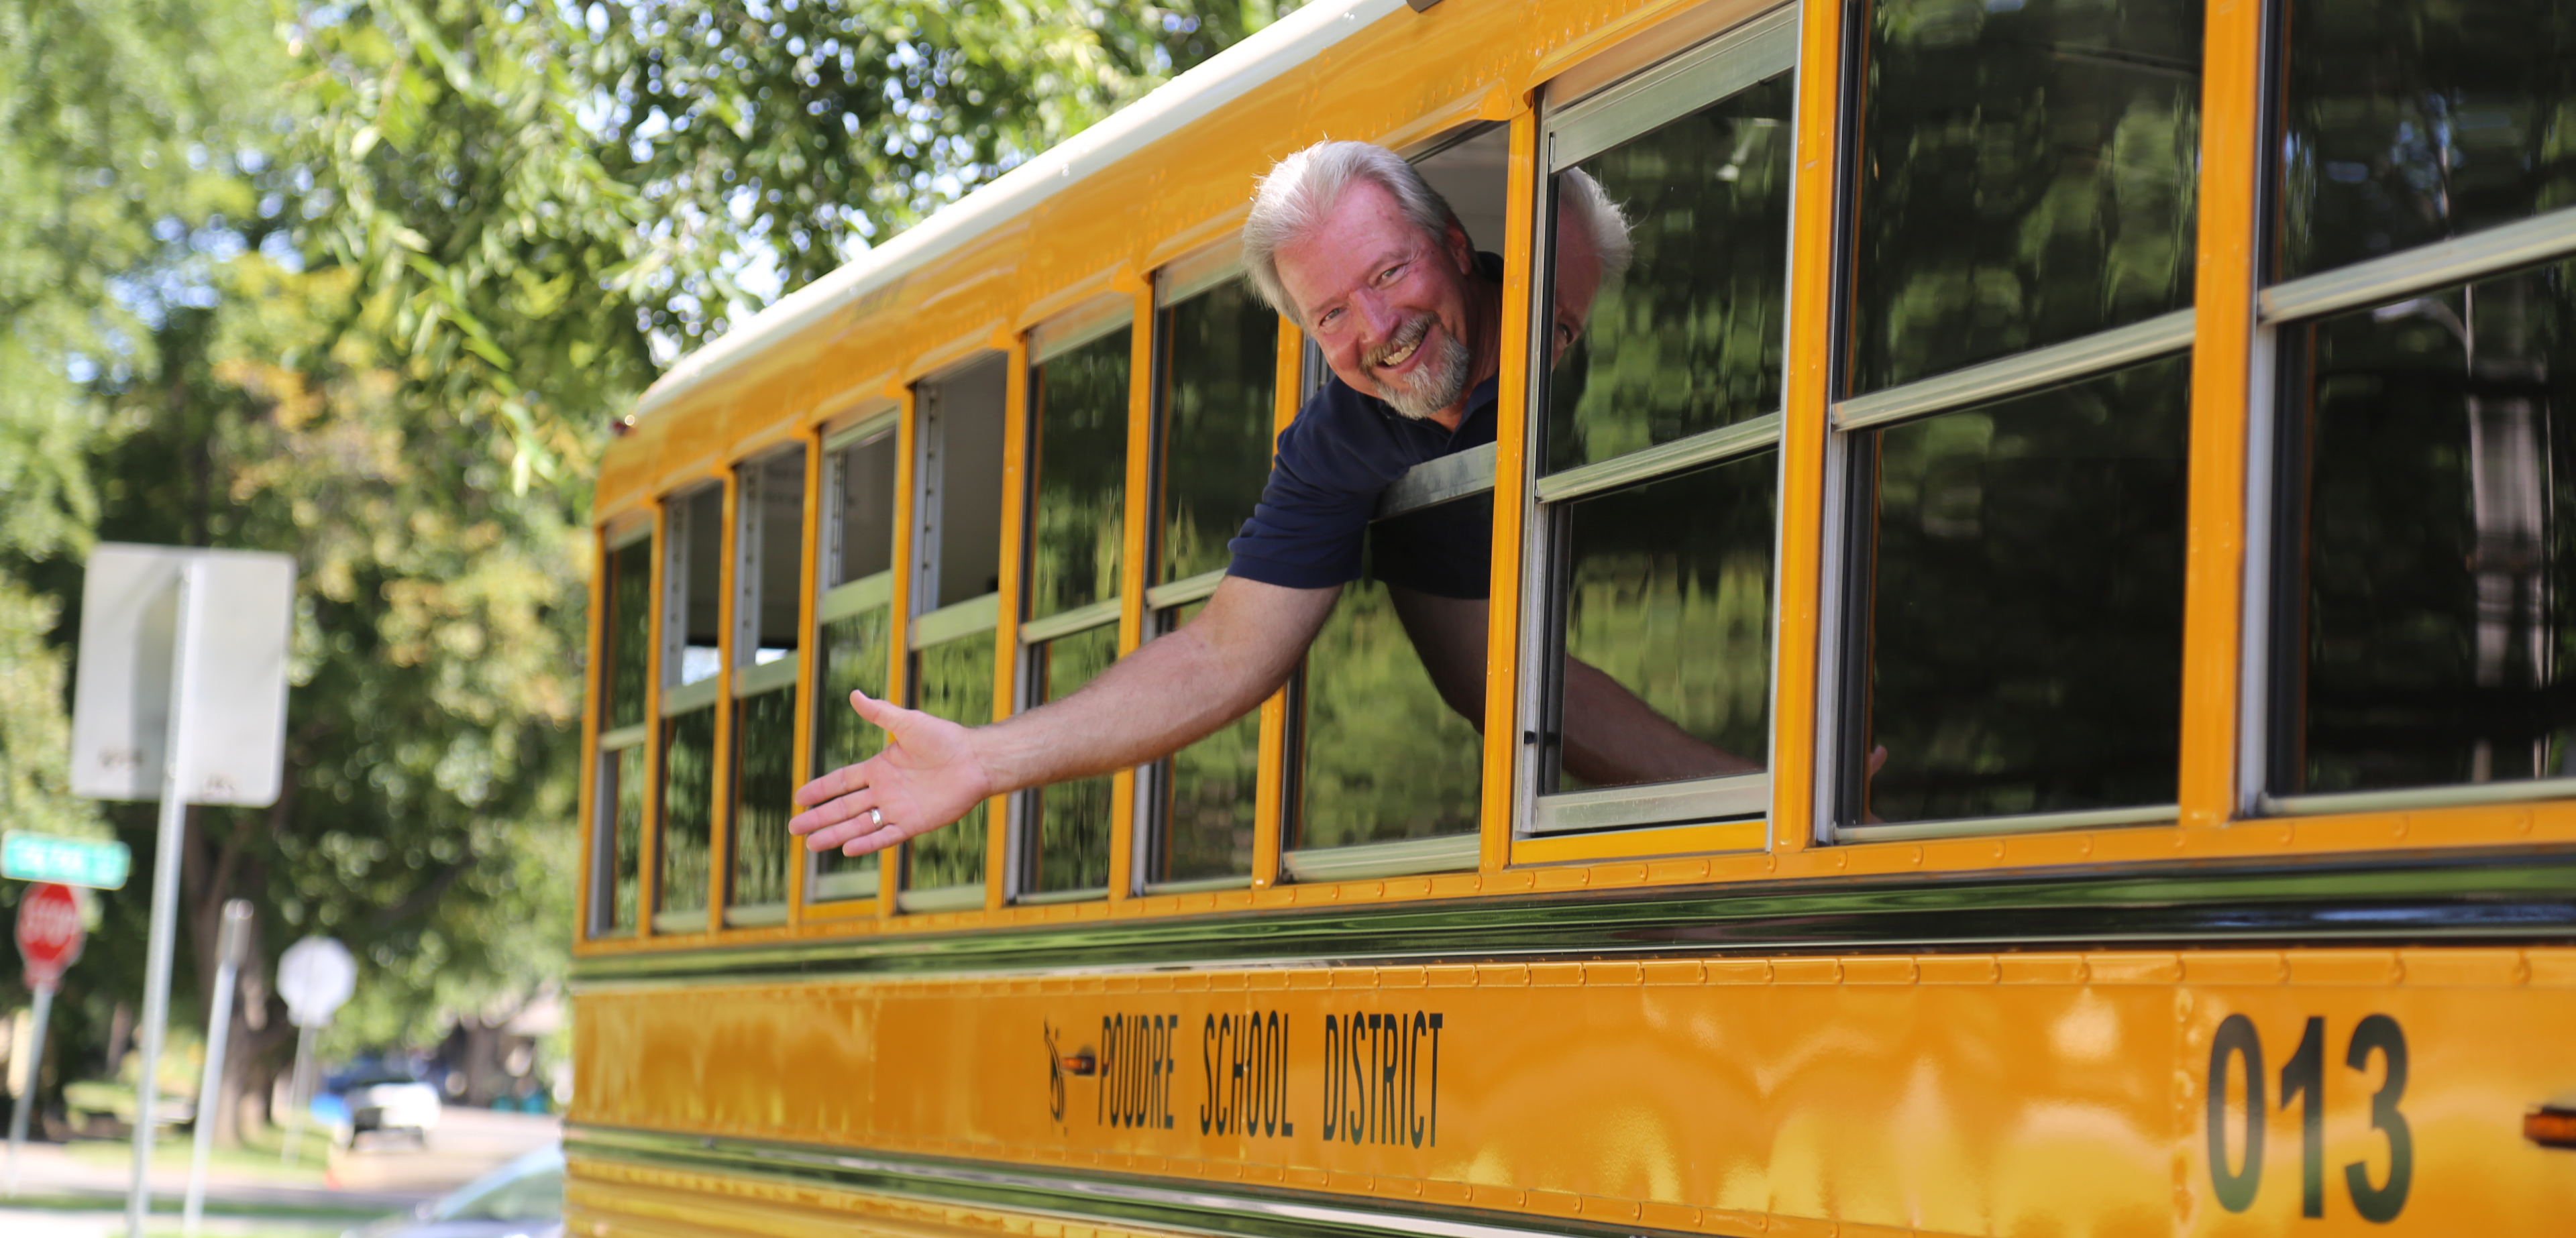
[1144,257,1277,889]
[589,523,651,937]
[2259,2,2576,813]
[655,484,724,930]
[724,447,804,925]
[1017,316,1131,901]
[663,486,724,687]
[1832,0,2200,838]
[2277,0,2576,280]
[1845,358,2190,830]
[1847,0,2202,395]
[905,358,1008,908]
[1281,129,1509,877]
[810,416,898,903]
[2268,262,2576,803]
[922,357,1008,609]
[1524,15,1793,837]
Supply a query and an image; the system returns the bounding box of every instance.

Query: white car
[338,1068,443,1143]
[343,1145,563,1238]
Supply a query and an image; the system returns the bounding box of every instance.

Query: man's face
[1275,179,1483,422]
[1551,213,1607,368]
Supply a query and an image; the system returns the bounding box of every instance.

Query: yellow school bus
[564,0,2576,1234]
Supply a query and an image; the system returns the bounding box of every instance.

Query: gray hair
[1556,167,1633,280]
[1242,140,1458,321]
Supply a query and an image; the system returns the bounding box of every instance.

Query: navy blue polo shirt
[1224,368,1497,600]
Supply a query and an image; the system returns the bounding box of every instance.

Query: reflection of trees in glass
[1549,74,1794,472]
[1161,282,1279,581]
[910,634,994,887]
[604,539,652,730]
[1554,453,1776,789]
[658,706,718,911]
[1161,601,1258,880]
[1853,0,2201,393]
[2286,262,2576,791]
[1863,355,2190,822]
[607,746,645,930]
[729,689,794,907]
[811,607,891,889]
[2279,0,2576,279]
[1030,329,1130,620]
[1031,624,1119,891]
[1297,577,1480,848]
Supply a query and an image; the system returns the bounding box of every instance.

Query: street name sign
[1,832,132,890]
[69,545,296,807]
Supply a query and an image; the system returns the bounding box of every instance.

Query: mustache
[1366,315,1432,370]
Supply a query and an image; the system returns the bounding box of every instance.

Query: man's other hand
[790,690,996,856]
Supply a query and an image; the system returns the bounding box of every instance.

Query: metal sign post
[181,900,252,1236]
[7,882,86,1197]
[68,544,295,1238]
[274,937,354,1168]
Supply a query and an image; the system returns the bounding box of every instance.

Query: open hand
[789,689,995,856]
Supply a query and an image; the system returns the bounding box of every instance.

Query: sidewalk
[2,1107,560,1237]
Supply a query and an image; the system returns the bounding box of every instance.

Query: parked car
[343,1144,563,1238]
[331,1062,443,1144]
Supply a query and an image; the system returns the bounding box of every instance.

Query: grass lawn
[60,1124,335,1182]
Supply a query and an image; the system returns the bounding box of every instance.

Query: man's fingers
[793,760,865,809]
[791,785,885,846]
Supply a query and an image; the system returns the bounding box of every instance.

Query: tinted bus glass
[2279,0,2576,279]
[1851,0,2202,393]
[1854,355,2190,823]
[2273,261,2576,793]
[1160,282,1279,583]
[1029,329,1131,621]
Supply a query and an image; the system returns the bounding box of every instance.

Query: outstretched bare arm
[788,575,1338,856]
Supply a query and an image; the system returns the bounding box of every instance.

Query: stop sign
[16,882,85,990]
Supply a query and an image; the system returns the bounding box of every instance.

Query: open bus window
[1016,315,1130,901]
[2269,262,2576,802]
[1847,0,2202,395]
[1524,15,1793,837]
[2277,0,2576,282]
[810,417,898,903]
[1143,253,1278,888]
[654,483,724,931]
[1280,127,1507,876]
[904,357,1008,907]
[590,523,651,937]
[725,446,804,923]
[661,486,724,687]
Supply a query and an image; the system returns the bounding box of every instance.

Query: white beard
[1378,327,1473,421]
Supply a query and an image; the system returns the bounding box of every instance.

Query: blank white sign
[70,545,296,807]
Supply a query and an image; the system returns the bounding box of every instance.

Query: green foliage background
[1,0,1294,1128]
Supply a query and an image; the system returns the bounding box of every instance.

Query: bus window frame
[2248,210,2576,820]
[1501,8,1797,860]
[1268,119,1519,883]
[904,354,1015,913]
[586,514,655,940]
[1812,0,2206,845]
[1133,244,1279,897]
[719,443,807,928]
[1010,293,1137,905]
[802,406,903,913]
[648,475,733,940]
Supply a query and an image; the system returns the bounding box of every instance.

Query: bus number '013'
[2206,1013,2412,1221]
[1202,1011,1293,1137]
[1099,1013,1177,1130]
[1321,1011,1443,1148]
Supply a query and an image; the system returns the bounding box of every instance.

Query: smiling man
[789,141,1669,860]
